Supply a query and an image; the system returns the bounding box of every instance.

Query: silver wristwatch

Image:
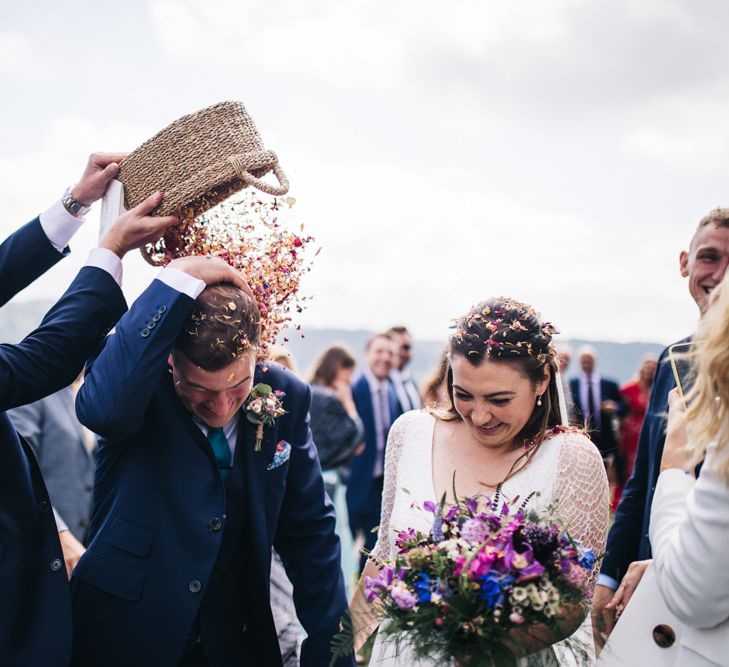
[61,187,91,217]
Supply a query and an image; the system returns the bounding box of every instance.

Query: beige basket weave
[118,100,289,264]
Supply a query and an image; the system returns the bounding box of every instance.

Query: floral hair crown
[450,299,559,363]
[145,191,316,353]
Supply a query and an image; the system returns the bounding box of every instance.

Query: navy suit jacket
[0,219,125,667]
[73,279,352,667]
[600,339,689,582]
[569,376,626,455]
[346,374,402,522]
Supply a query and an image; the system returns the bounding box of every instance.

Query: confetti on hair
[142,191,317,352]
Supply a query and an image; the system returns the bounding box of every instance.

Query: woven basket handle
[229,156,289,196]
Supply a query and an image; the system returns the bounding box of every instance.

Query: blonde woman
[647,276,729,665]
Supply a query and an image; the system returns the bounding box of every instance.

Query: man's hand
[661,388,694,474]
[601,399,619,415]
[100,191,178,259]
[167,255,253,295]
[72,152,128,206]
[605,559,652,620]
[591,583,617,652]
[58,529,86,580]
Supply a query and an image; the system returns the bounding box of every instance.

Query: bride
[350,297,609,665]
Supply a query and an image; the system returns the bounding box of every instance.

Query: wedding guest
[639,278,729,663]
[611,356,657,511]
[420,347,449,407]
[387,326,422,412]
[72,269,352,667]
[309,344,364,496]
[9,377,96,542]
[555,343,575,421]
[592,207,729,650]
[0,152,178,667]
[269,344,299,374]
[569,346,626,458]
[346,333,402,572]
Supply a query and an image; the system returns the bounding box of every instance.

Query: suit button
[85,484,93,492]
[652,624,676,648]
[147,320,156,329]
[189,580,202,594]
[141,328,150,338]
[152,313,161,322]
[209,517,223,531]
[159,305,167,313]
[50,558,63,572]
[38,500,50,514]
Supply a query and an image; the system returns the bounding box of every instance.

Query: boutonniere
[245,383,287,452]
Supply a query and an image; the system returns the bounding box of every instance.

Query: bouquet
[361,489,596,666]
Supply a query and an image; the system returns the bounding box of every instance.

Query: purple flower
[461,518,490,545]
[390,586,418,610]
[466,497,479,515]
[444,504,459,521]
[423,501,437,514]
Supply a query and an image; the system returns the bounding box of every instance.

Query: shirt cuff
[39,200,84,252]
[52,506,69,533]
[596,573,619,590]
[85,247,123,287]
[157,266,205,299]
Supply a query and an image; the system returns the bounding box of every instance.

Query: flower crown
[450,299,559,364]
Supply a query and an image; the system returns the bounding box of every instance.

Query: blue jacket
[0,219,125,667]
[600,340,689,581]
[346,374,402,522]
[569,376,626,455]
[73,278,352,667]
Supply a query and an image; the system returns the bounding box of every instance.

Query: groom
[72,256,352,667]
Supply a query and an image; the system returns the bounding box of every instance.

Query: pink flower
[390,586,418,610]
[461,518,489,545]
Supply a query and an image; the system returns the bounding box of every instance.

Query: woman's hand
[661,388,694,475]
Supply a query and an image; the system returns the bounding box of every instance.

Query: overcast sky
[2,0,729,346]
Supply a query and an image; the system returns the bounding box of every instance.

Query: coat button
[147,321,156,329]
[189,580,202,594]
[652,624,676,648]
[141,328,150,338]
[38,500,50,514]
[209,517,223,531]
[85,484,93,492]
[158,305,167,313]
[50,558,63,572]
[152,313,161,322]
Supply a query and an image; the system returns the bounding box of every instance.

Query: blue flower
[578,549,596,571]
[479,572,513,608]
[413,572,434,603]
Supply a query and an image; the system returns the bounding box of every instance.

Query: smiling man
[592,207,729,650]
[71,257,352,667]
[346,333,402,572]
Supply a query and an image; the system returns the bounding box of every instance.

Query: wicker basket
[118,101,289,264]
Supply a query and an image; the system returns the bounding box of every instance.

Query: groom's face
[169,350,257,428]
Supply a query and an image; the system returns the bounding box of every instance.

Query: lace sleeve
[554,432,610,588]
[368,412,415,563]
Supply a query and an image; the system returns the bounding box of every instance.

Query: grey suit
[8,386,94,541]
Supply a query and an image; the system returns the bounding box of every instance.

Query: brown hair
[690,208,729,250]
[174,284,261,371]
[309,344,356,387]
[440,297,563,448]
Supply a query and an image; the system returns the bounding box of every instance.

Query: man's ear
[168,352,175,370]
[679,250,690,278]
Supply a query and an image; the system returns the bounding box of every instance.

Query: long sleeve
[554,432,610,589]
[650,444,729,628]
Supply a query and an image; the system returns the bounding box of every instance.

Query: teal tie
[207,427,232,479]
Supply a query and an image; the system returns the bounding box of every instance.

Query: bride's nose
[470,403,494,427]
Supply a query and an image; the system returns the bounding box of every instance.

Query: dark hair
[309,344,356,387]
[174,284,261,371]
[421,346,449,407]
[443,297,562,448]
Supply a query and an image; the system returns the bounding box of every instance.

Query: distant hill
[1,300,665,387]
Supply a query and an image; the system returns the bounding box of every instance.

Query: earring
[536,395,543,407]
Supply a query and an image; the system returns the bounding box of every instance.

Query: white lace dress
[368,410,609,667]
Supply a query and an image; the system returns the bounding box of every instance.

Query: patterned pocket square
[267,440,291,470]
